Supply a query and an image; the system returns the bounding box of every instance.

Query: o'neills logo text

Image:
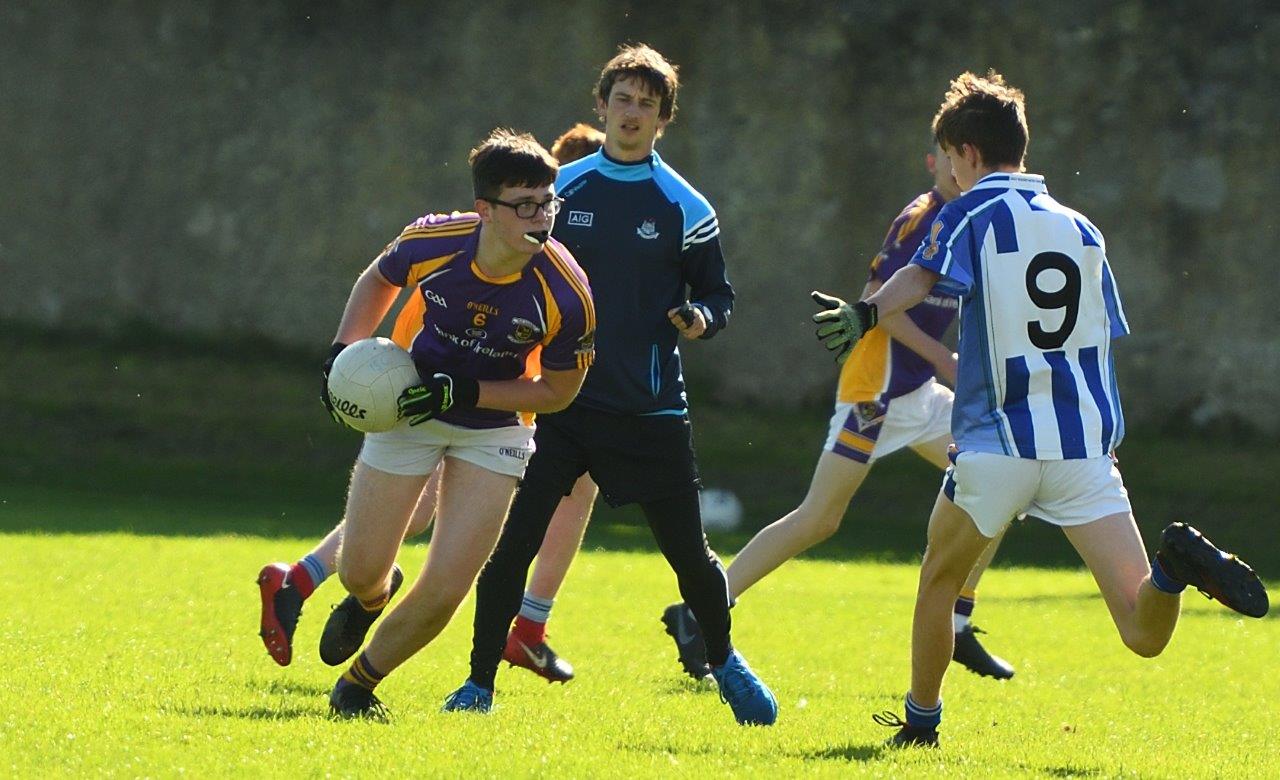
[329,391,368,420]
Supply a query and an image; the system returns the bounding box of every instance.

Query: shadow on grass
[9,480,1279,579]
[1028,764,1105,778]
[173,704,318,721]
[250,679,332,697]
[986,592,1099,604]
[4,449,1278,577]
[653,677,718,696]
[797,742,887,762]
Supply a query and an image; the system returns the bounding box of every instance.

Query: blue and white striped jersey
[911,172,1129,460]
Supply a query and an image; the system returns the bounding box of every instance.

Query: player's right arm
[812,267,938,363]
[862,278,958,385]
[332,259,401,345]
[334,213,477,345]
[319,257,404,424]
[867,264,940,318]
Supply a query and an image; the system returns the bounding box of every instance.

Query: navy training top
[551,148,734,415]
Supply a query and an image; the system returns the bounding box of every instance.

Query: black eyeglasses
[483,196,563,219]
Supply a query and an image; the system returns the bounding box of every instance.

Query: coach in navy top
[554,146,731,415]
[446,44,778,727]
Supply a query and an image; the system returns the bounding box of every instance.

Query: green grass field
[2,528,1276,778]
[2,327,1277,776]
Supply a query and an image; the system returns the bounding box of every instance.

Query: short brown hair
[550,123,605,165]
[932,70,1029,169]
[468,128,559,201]
[596,43,680,122]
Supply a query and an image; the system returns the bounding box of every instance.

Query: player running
[661,140,1015,682]
[498,122,607,684]
[812,70,1268,747]
[314,129,596,719]
[444,44,778,726]
[256,125,605,682]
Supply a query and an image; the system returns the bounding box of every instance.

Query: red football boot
[502,629,575,683]
[258,563,304,666]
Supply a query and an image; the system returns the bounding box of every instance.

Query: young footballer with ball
[256,125,606,685]
[305,129,596,719]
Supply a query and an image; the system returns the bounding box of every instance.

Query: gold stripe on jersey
[405,253,458,288]
[470,259,523,285]
[382,224,477,255]
[396,224,477,242]
[376,215,479,257]
[518,347,542,428]
[398,214,480,237]
[391,293,425,350]
[894,193,935,245]
[837,429,876,454]
[542,244,596,335]
[836,327,891,404]
[390,254,457,349]
[531,267,563,347]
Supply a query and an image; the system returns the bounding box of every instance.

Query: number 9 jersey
[911,172,1129,460]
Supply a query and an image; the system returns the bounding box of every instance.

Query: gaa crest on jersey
[636,219,660,240]
[424,289,448,308]
[507,317,544,345]
[922,220,944,260]
[854,400,886,429]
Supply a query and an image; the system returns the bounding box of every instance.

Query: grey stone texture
[3,1,1277,431]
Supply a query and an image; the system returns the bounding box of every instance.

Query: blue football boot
[441,680,494,713]
[711,651,777,726]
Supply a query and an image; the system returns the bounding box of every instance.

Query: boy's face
[597,76,668,160]
[476,183,557,256]
[943,143,981,192]
[928,143,962,200]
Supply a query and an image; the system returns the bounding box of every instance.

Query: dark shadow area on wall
[2,324,1276,578]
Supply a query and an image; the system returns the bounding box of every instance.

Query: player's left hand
[321,342,349,427]
[811,291,878,365]
[398,371,479,425]
[668,302,707,339]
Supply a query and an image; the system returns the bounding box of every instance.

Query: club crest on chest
[636,219,660,240]
[507,317,544,345]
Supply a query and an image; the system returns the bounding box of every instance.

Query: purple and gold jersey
[837,189,959,404]
[378,212,596,429]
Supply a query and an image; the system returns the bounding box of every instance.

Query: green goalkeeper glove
[398,371,480,426]
[811,291,878,365]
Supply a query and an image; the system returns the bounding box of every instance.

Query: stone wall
[3,1,1277,431]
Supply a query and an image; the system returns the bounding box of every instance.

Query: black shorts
[523,402,702,507]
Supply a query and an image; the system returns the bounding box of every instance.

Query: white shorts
[944,451,1132,537]
[824,380,953,464]
[358,417,535,479]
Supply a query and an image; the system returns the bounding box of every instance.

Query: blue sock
[905,692,942,729]
[299,553,330,586]
[1150,556,1186,594]
[518,592,554,623]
